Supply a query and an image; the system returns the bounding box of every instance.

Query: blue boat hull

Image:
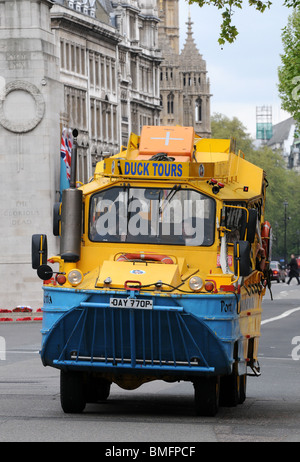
[40,287,242,380]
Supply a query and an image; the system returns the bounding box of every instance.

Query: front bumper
[40,288,239,378]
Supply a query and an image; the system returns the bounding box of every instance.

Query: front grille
[42,301,231,374]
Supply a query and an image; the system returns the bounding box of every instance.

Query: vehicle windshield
[89,186,215,246]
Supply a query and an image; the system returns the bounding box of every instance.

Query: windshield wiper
[159,184,181,216]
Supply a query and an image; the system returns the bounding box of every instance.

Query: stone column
[0,0,64,309]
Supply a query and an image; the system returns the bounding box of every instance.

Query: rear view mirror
[53,202,61,236]
[32,234,48,269]
[246,209,257,244]
[234,240,251,277]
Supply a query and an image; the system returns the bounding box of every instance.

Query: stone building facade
[110,0,161,148]
[51,1,121,184]
[51,0,162,183]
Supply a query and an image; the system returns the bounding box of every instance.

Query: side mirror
[234,240,251,277]
[53,202,61,236]
[32,234,48,269]
[246,209,257,244]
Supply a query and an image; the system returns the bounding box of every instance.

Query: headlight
[189,276,203,292]
[67,269,83,286]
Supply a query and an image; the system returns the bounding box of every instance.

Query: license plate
[109,297,153,309]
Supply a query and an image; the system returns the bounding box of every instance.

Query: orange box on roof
[138,126,195,159]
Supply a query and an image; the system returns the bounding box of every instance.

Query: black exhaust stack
[60,128,82,263]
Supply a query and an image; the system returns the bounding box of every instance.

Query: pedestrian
[287,254,300,285]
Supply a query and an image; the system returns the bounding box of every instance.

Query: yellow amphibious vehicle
[32,125,271,416]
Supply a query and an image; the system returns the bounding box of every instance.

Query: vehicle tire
[239,374,247,404]
[60,370,86,413]
[193,376,220,417]
[219,370,240,407]
[86,377,111,403]
[97,378,111,401]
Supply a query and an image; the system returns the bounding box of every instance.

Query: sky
[178,0,292,138]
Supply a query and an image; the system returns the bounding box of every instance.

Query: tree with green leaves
[186,0,300,45]
[211,113,253,153]
[211,113,300,259]
[278,8,300,128]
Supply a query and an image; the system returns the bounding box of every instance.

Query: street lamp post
[274,222,278,259]
[283,200,288,266]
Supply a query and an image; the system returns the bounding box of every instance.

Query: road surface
[0,281,299,442]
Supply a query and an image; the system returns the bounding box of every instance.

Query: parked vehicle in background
[270,261,286,283]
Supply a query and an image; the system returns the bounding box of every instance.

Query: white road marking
[261,307,300,325]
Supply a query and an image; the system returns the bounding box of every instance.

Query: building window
[89,53,94,86]
[119,51,126,80]
[167,93,174,114]
[101,58,105,89]
[71,44,75,72]
[95,57,100,87]
[60,40,65,68]
[183,73,191,86]
[112,62,116,92]
[195,97,202,122]
[65,86,87,131]
[129,14,136,40]
[106,61,110,91]
[131,59,137,89]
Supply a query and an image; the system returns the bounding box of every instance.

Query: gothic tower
[158,0,180,54]
[157,2,211,136]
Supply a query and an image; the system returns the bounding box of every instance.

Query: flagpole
[59,127,72,201]
[70,128,78,189]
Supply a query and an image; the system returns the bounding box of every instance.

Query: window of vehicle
[270,261,283,270]
[89,186,215,246]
